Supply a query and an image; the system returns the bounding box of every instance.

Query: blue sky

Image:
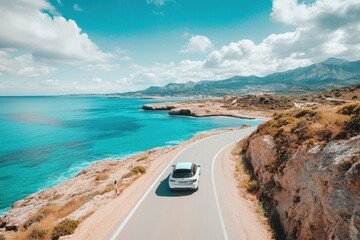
[0,0,359,95]
[51,0,288,64]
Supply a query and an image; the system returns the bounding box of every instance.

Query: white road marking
[110,132,235,240]
[211,142,234,240]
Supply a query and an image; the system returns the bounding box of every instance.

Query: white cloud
[0,0,112,63]
[73,4,83,12]
[181,35,213,53]
[198,0,360,76]
[0,50,56,77]
[119,0,360,90]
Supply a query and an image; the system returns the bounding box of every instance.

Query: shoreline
[0,126,251,238]
[141,100,272,120]
[68,125,269,240]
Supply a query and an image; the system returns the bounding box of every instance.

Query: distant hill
[116,58,360,96]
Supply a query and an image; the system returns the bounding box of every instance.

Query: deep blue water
[0,96,262,215]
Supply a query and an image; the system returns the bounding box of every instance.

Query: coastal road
[110,127,265,240]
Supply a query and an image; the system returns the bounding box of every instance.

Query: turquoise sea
[0,96,263,215]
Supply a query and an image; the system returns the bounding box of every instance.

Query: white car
[169,162,201,191]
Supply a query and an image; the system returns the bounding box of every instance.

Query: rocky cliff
[240,103,360,239]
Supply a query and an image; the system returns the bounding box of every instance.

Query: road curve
[111,127,257,240]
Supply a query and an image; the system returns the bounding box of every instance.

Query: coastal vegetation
[5,158,150,240]
[52,219,79,240]
[233,89,360,239]
[122,165,147,179]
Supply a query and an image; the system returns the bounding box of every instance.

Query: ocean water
[0,96,263,215]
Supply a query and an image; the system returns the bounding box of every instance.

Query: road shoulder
[215,144,273,240]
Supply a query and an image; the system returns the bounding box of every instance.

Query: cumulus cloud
[120,0,360,89]
[200,0,360,76]
[0,0,112,63]
[181,35,213,53]
[0,50,56,77]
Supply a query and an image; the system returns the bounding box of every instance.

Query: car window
[173,169,193,178]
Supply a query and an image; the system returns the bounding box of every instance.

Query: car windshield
[172,169,193,178]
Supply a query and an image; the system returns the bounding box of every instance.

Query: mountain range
[116,58,360,96]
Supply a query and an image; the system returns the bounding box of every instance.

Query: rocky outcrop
[169,108,193,116]
[141,101,267,119]
[244,134,360,239]
[141,104,175,110]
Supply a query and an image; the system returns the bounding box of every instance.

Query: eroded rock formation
[244,134,360,239]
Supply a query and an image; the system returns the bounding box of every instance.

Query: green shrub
[52,219,79,240]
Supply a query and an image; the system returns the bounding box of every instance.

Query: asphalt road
[111,127,256,240]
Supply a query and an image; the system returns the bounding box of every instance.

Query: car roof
[174,162,193,170]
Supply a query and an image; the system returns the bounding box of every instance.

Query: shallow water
[0,96,263,215]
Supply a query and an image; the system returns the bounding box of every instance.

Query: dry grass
[231,142,270,235]
[255,202,266,216]
[10,215,55,240]
[234,159,252,190]
[7,156,151,240]
[52,219,79,240]
[122,165,147,179]
[94,172,109,182]
[9,187,111,240]
[50,194,61,201]
[136,156,148,162]
[255,106,352,172]
[132,166,146,174]
[56,198,87,219]
[23,205,58,229]
[337,102,360,115]
[232,140,260,194]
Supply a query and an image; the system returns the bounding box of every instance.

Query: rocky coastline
[0,128,239,239]
[236,102,360,239]
[142,100,271,120]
